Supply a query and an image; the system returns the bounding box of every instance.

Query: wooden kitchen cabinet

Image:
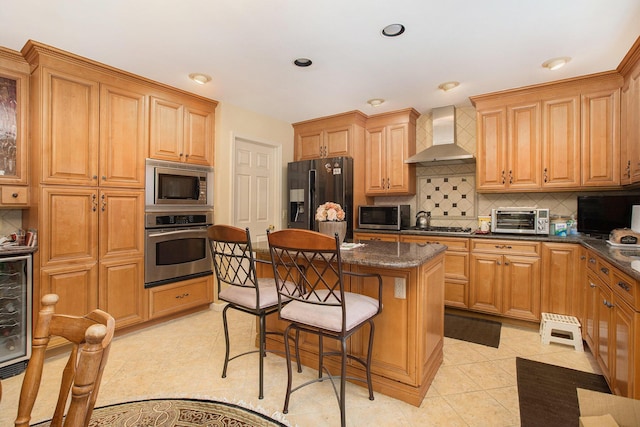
[292,110,367,161]
[98,189,145,260]
[0,47,29,187]
[472,72,622,192]
[149,93,216,166]
[354,232,400,242]
[469,239,540,321]
[541,242,580,317]
[401,235,470,308]
[581,88,620,187]
[364,108,418,196]
[619,37,640,185]
[99,256,146,328]
[0,186,29,207]
[148,275,213,319]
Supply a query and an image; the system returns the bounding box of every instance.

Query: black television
[577,194,640,237]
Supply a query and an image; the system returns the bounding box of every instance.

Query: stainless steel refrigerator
[287,157,353,240]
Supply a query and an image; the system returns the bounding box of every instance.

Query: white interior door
[233,138,278,243]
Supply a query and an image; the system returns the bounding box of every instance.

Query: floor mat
[516,357,610,427]
[443,313,501,348]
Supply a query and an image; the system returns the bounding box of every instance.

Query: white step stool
[540,312,584,352]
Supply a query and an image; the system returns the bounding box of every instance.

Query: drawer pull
[589,282,597,288]
[589,258,596,264]
[11,192,18,198]
[175,293,190,299]
[617,281,631,292]
[603,299,614,309]
[600,267,609,276]
[580,256,586,260]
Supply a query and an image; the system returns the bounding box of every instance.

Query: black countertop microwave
[358,205,410,231]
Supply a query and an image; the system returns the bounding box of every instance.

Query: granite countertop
[581,238,640,281]
[252,239,446,269]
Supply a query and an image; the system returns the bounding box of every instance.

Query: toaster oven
[491,207,550,235]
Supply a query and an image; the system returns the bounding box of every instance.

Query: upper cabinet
[149,93,216,166]
[292,111,367,161]
[472,73,622,192]
[619,37,640,185]
[365,108,418,196]
[0,47,29,199]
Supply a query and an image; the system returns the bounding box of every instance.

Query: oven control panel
[145,211,213,229]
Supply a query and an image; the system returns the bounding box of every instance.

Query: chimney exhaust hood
[405,105,475,166]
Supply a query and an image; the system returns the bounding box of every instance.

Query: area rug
[516,357,610,427]
[444,313,501,348]
[33,398,289,427]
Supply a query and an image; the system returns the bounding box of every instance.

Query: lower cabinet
[148,275,213,319]
[541,242,580,317]
[400,235,469,309]
[469,239,541,321]
[354,232,399,242]
[99,257,146,328]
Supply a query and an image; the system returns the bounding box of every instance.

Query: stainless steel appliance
[358,205,410,230]
[491,207,550,235]
[287,157,353,239]
[145,158,214,210]
[144,211,213,288]
[0,254,32,379]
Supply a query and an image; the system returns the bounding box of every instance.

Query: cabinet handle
[504,261,510,266]
[179,153,184,157]
[627,160,631,178]
[589,281,597,288]
[618,281,631,292]
[91,194,97,212]
[509,170,513,184]
[11,193,18,198]
[495,245,502,249]
[101,176,106,181]
[589,258,596,264]
[185,153,189,158]
[92,175,98,180]
[501,170,506,184]
[387,178,391,189]
[603,299,614,309]
[496,260,502,265]
[543,168,548,183]
[101,194,106,212]
[175,293,190,299]
[600,267,609,276]
[580,255,586,260]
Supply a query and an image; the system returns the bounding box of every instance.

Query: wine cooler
[0,254,32,379]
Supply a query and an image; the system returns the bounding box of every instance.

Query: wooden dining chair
[267,228,383,427]
[208,224,300,400]
[15,294,115,427]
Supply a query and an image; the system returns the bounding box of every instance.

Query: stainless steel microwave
[358,205,410,230]
[145,158,214,209]
[491,207,550,235]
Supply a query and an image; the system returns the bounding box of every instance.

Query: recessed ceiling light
[293,58,313,67]
[189,73,212,85]
[542,57,571,71]
[381,24,405,37]
[367,98,385,107]
[438,81,460,92]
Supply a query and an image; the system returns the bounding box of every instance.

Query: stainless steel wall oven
[144,211,213,288]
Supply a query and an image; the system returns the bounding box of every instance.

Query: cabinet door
[386,123,413,194]
[149,96,184,162]
[40,262,98,317]
[99,189,145,260]
[184,104,214,166]
[469,253,502,314]
[0,65,28,184]
[507,102,541,190]
[476,108,508,190]
[613,297,634,397]
[42,67,100,185]
[541,96,581,188]
[629,69,640,183]
[325,126,350,158]
[581,89,620,187]
[99,256,146,329]
[596,281,613,380]
[541,243,579,316]
[502,255,540,321]
[364,126,386,194]
[584,271,599,351]
[296,129,322,160]
[40,187,98,266]
[100,83,147,188]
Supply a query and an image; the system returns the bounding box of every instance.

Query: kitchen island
[253,240,446,406]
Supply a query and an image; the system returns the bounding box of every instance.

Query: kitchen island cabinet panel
[469,252,502,315]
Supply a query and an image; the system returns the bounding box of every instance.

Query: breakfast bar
[254,240,446,406]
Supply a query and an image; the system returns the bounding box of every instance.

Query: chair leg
[366,320,375,400]
[340,337,347,427]
[258,314,266,400]
[282,324,295,414]
[295,328,302,373]
[221,304,232,379]
[318,335,324,379]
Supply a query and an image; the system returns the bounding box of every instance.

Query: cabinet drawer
[586,251,599,274]
[611,269,638,310]
[1,186,28,206]
[401,235,469,251]
[355,232,399,242]
[595,257,614,285]
[149,276,213,319]
[471,239,540,256]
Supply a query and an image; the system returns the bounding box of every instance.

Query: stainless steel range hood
[405,105,475,166]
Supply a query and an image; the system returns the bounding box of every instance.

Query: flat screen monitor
[577,194,640,237]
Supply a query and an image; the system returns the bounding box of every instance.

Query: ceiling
[2,0,640,124]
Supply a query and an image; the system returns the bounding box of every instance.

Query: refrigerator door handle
[309,168,316,230]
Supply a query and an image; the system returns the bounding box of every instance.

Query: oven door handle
[147,229,205,238]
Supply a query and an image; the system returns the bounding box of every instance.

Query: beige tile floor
[0,306,601,427]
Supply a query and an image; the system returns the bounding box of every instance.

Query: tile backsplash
[0,209,23,237]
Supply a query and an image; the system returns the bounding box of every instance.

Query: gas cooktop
[404,225,473,235]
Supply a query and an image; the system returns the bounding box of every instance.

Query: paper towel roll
[632,205,640,233]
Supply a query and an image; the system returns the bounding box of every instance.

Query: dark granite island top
[253,238,446,406]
